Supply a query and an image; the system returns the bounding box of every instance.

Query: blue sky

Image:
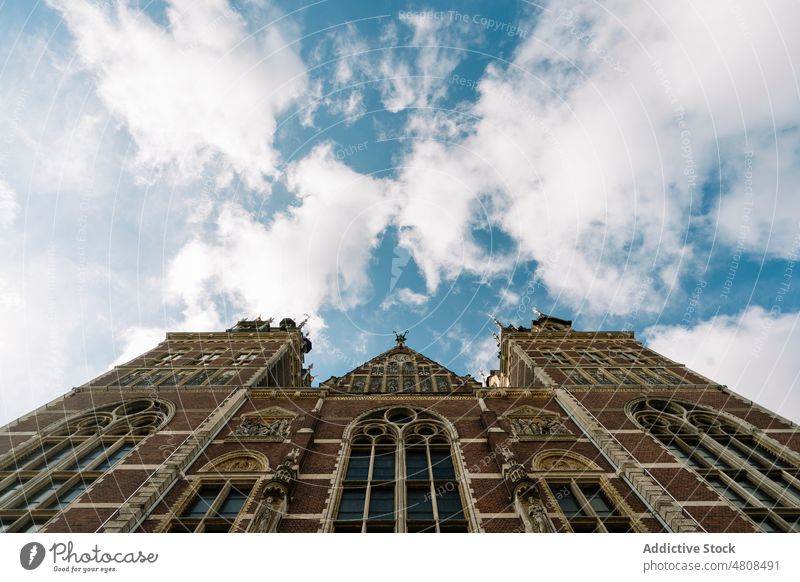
[0,0,799,425]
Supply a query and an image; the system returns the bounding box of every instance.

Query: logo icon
[20,542,46,570]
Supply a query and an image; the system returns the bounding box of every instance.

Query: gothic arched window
[327,407,476,532]
[629,398,800,532]
[0,398,171,532]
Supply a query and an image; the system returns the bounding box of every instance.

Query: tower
[0,313,797,533]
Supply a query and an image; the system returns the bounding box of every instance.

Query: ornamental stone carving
[248,448,300,533]
[229,406,296,442]
[525,496,555,533]
[248,495,286,533]
[532,450,600,472]
[214,458,262,472]
[500,447,529,488]
[199,450,270,473]
[233,417,290,440]
[505,406,574,439]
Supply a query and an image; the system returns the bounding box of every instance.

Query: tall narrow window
[330,407,473,533]
[0,399,171,532]
[630,398,800,532]
[335,422,396,532]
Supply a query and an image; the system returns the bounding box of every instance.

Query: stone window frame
[181,367,216,386]
[627,397,800,532]
[538,350,574,366]
[541,477,641,533]
[0,398,173,533]
[636,367,684,385]
[579,367,621,385]
[156,368,197,387]
[207,369,237,386]
[614,349,652,365]
[323,406,479,533]
[532,450,645,533]
[113,369,149,387]
[560,366,684,388]
[159,477,262,533]
[579,350,607,365]
[153,349,190,366]
[233,351,260,365]
[155,451,269,533]
[198,350,224,363]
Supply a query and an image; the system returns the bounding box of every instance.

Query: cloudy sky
[0,0,798,425]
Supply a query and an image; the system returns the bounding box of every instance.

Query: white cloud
[391,139,516,293]
[0,31,125,199]
[396,288,428,305]
[160,143,396,335]
[443,324,498,381]
[48,0,307,191]
[716,130,800,258]
[0,180,19,229]
[56,1,800,401]
[380,287,429,310]
[0,250,95,427]
[303,13,468,126]
[465,335,500,380]
[384,0,800,315]
[645,307,800,424]
[499,288,521,307]
[377,16,465,113]
[111,326,166,367]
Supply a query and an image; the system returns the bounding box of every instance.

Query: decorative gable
[321,344,480,394]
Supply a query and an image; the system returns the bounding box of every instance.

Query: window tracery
[629,397,800,532]
[327,406,476,532]
[0,398,171,532]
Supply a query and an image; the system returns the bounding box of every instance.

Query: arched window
[629,398,800,532]
[531,450,643,533]
[328,406,476,532]
[158,451,267,533]
[0,398,171,532]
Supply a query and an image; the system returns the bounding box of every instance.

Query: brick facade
[1,314,798,533]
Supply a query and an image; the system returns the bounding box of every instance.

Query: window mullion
[766,512,793,533]
[425,443,440,532]
[211,483,232,519]
[700,433,742,471]
[397,441,406,533]
[572,481,595,519]
[746,471,786,506]
[362,444,376,530]
[674,437,693,462]
[731,474,771,509]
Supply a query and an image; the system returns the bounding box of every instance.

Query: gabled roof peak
[321,340,480,394]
